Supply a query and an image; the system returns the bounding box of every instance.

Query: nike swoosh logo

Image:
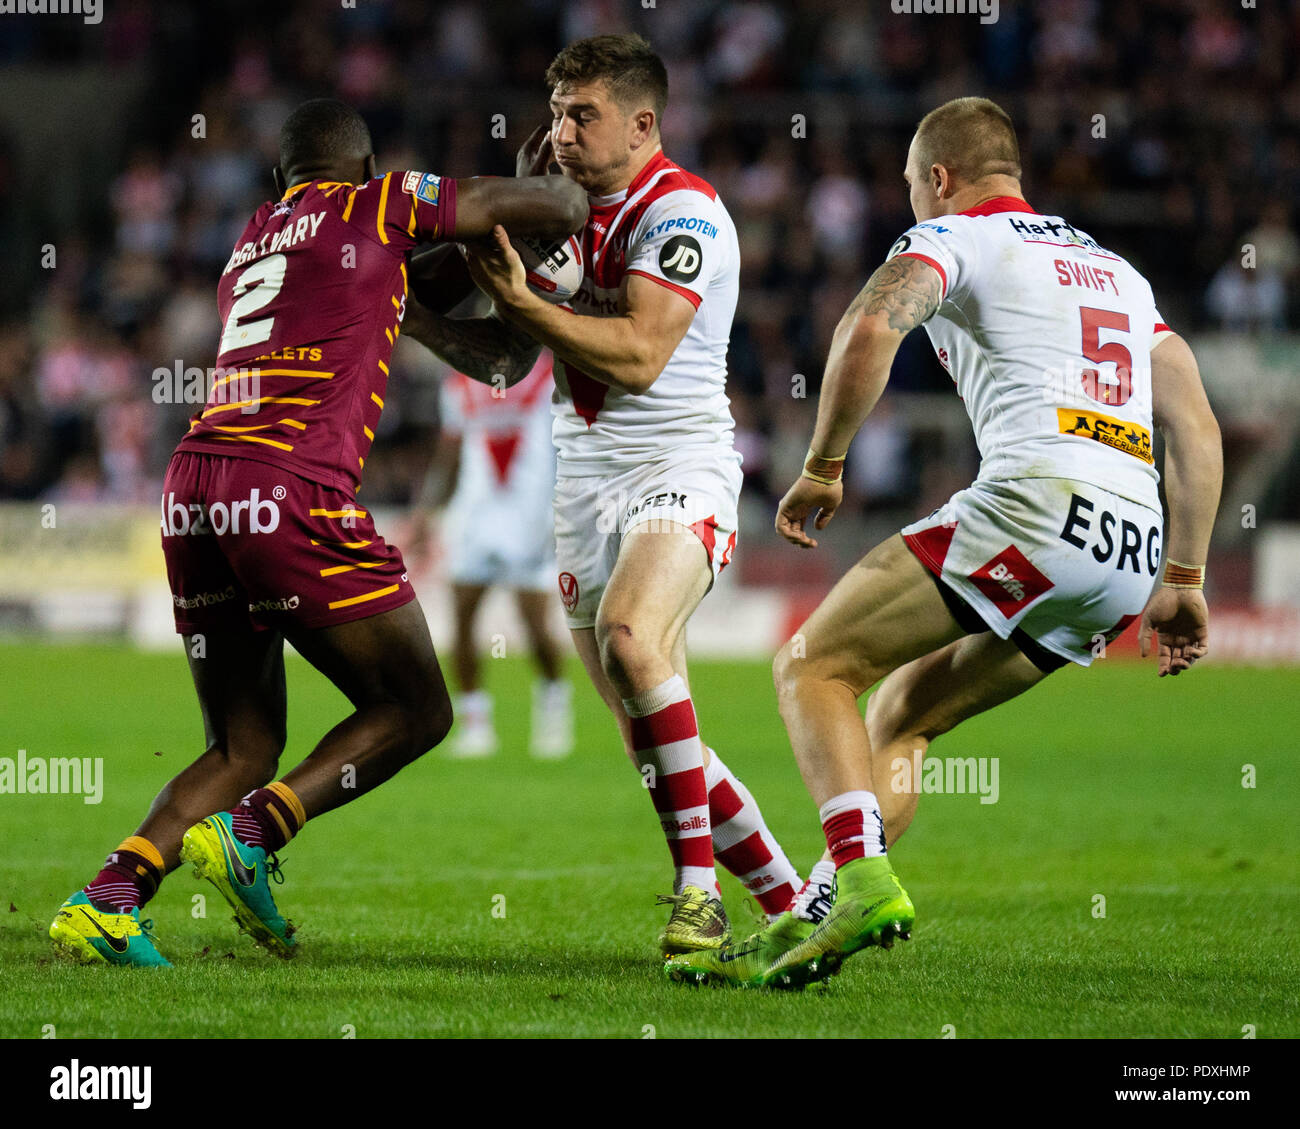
[718,944,760,964]
[79,908,130,953]
[212,818,257,887]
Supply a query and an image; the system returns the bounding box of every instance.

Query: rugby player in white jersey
[664,97,1222,988]
[402,35,812,955]
[406,351,574,759]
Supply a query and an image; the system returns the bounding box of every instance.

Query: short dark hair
[278,98,373,180]
[545,33,668,125]
[914,97,1021,182]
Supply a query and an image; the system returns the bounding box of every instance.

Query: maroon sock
[228,787,300,851]
[84,850,162,913]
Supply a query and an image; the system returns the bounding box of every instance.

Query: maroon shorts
[161,451,414,634]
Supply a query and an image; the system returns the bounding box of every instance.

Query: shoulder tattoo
[847,255,944,333]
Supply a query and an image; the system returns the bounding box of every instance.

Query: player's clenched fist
[776,477,842,549]
[1138,586,1209,677]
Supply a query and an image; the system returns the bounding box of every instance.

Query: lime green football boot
[764,856,913,989]
[656,885,730,956]
[49,891,172,967]
[181,812,297,957]
[664,910,814,988]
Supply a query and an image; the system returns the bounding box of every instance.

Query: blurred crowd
[1,0,1297,519]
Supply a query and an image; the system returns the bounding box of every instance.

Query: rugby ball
[513,234,583,303]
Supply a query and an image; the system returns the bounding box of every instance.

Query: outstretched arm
[401,127,575,382]
[776,254,942,548]
[451,175,587,242]
[403,180,586,322]
[1138,332,1222,675]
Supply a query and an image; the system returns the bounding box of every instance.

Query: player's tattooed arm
[806,255,944,460]
[844,255,943,333]
[401,299,542,388]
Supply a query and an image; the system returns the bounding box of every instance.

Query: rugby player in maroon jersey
[49,99,586,966]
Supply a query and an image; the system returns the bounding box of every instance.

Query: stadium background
[0,0,1297,658]
[0,0,1298,1042]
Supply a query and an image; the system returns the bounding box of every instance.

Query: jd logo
[659,235,701,283]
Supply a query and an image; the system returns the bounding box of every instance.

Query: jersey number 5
[1078,306,1132,407]
[218,253,287,357]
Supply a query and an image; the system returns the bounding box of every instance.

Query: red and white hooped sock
[705,748,801,919]
[819,790,888,866]
[623,675,717,895]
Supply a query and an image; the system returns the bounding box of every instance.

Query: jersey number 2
[218,254,287,357]
[1079,306,1132,407]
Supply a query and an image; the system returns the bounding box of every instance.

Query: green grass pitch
[2,642,1297,1038]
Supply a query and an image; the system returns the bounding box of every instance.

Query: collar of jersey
[586,148,671,209]
[959,195,1037,217]
[280,178,356,202]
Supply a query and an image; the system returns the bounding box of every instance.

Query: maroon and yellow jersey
[176,171,458,493]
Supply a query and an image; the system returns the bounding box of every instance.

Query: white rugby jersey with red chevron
[440,353,556,511]
[552,149,740,476]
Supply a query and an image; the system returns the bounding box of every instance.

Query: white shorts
[901,477,1164,667]
[553,450,743,629]
[442,496,556,591]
